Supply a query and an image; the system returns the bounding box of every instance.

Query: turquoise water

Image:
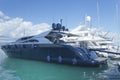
[0,50,116,80]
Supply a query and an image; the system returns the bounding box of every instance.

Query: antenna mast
[97,0,100,28]
[116,0,119,30]
[60,19,63,26]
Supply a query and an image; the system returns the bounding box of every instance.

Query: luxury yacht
[70,25,120,59]
[1,22,107,67]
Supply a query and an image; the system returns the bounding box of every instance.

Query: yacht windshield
[16,36,34,42]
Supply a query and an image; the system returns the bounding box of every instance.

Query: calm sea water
[0,49,119,80]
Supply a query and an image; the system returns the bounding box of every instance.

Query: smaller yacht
[1,22,107,67]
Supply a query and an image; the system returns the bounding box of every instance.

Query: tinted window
[16,36,34,41]
[24,39,39,43]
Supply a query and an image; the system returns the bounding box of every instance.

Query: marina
[0,21,120,79]
[0,0,120,80]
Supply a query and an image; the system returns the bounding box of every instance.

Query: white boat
[69,24,120,59]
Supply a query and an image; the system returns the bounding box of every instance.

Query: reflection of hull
[98,66,120,80]
[1,44,107,67]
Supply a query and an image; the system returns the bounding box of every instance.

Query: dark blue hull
[1,44,107,67]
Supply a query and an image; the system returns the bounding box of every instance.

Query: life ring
[72,58,77,65]
[58,56,62,63]
[47,56,50,62]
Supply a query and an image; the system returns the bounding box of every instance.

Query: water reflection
[2,57,107,80]
[96,60,120,80]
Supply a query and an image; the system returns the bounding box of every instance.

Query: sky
[0,0,119,38]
